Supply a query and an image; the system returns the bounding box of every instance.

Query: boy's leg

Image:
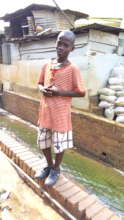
[44,130,73,186]
[42,148,53,167]
[53,151,64,169]
[34,127,53,179]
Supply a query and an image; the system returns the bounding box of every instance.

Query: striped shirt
[38,61,85,132]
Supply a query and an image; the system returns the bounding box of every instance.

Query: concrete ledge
[0,132,122,220]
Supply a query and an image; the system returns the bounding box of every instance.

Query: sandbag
[108,77,124,85]
[111,65,124,77]
[114,106,124,115]
[108,85,124,91]
[98,88,115,96]
[98,101,113,108]
[99,94,117,103]
[116,115,124,123]
[116,90,124,96]
[104,107,115,120]
[115,96,124,106]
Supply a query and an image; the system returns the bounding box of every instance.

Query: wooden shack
[1,3,88,39]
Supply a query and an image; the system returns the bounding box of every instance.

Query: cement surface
[0,151,64,220]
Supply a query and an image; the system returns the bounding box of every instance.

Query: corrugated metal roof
[3,23,124,43]
[73,23,124,35]
[0,3,89,21]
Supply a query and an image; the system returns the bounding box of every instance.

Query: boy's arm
[46,87,85,97]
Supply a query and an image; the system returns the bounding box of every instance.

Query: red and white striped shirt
[38,61,85,132]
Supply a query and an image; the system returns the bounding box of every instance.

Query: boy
[34,30,86,186]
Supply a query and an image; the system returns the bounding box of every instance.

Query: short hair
[57,30,75,44]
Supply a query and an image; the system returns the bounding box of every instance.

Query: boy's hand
[38,85,53,96]
[42,89,53,96]
[46,86,60,96]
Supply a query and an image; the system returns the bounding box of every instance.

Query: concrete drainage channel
[0,130,122,220]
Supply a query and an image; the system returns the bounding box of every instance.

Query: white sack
[98,101,113,108]
[100,94,116,103]
[116,115,124,123]
[98,88,115,96]
[104,107,115,120]
[115,96,124,106]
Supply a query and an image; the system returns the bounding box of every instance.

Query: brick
[53,174,68,187]
[66,190,89,212]
[19,152,36,167]
[5,144,21,156]
[46,174,68,197]
[31,166,41,178]
[0,143,6,152]
[22,158,42,175]
[15,151,35,165]
[54,181,74,192]
[51,181,74,203]
[74,195,96,218]
[84,201,105,220]
[57,185,81,205]
[92,207,114,220]
[11,147,28,159]
[9,146,27,158]
[30,163,47,178]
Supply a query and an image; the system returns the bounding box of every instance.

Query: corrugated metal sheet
[0,3,88,21]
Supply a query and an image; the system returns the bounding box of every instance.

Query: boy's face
[56,35,74,62]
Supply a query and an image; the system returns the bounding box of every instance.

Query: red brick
[51,181,74,203]
[0,141,5,152]
[19,152,36,167]
[0,143,6,152]
[11,148,29,161]
[30,163,46,178]
[10,146,28,158]
[53,174,68,187]
[22,158,42,175]
[57,185,81,205]
[66,190,89,212]
[5,144,21,156]
[84,201,105,220]
[92,207,114,220]
[46,174,68,197]
[74,195,96,218]
[15,151,35,165]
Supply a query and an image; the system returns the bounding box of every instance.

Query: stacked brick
[0,131,122,220]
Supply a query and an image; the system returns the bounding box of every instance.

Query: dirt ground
[0,151,64,220]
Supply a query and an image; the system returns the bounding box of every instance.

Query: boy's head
[56,30,75,62]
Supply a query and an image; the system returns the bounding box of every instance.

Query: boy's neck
[55,58,69,65]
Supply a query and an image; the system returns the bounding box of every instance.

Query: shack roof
[73,23,124,35]
[4,23,124,43]
[0,3,89,21]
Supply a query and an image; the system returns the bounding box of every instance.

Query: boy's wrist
[38,84,44,92]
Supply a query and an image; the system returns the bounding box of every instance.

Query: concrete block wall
[72,110,124,170]
[1,91,39,125]
[1,91,124,170]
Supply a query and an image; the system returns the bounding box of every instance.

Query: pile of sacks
[98,65,124,122]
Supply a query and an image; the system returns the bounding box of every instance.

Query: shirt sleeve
[72,65,86,94]
[38,64,47,85]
